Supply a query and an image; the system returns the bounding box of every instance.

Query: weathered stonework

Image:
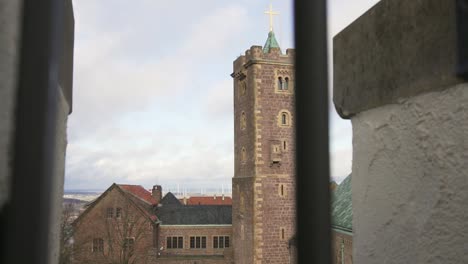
[232,44,295,264]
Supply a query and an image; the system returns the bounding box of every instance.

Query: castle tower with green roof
[231,5,296,263]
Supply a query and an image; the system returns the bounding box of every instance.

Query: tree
[59,203,78,264]
[72,200,154,264]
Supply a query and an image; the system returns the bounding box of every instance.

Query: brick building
[231,29,296,264]
[180,195,232,205]
[72,184,233,264]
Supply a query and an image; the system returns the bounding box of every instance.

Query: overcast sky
[65,0,380,191]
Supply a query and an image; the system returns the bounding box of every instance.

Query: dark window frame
[189,236,207,249]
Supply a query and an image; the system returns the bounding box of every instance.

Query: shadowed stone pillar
[334,0,468,263]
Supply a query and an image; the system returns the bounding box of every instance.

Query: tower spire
[264,3,279,32]
[263,3,281,53]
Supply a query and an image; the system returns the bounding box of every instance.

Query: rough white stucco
[352,83,468,263]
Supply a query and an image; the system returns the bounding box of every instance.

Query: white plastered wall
[352,83,468,263]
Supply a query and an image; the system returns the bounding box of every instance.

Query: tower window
[284,77,289,90]
[240,112,246,130]
[283,140,287,151]
[240,81,247,96]
[278,110,291,127]
[280,228,285,240]
[279,184,286,197]
[241,147,247,163]
[278,77,283,90]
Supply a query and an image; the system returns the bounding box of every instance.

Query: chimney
[152,185,162,204]
[222,194,225,201]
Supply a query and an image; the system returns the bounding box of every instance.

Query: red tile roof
[181,195,232,205]
[118,184,157,205]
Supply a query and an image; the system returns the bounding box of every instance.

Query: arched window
[282,113,287,125]
[278,77,283,90]
[278,110,291,127]
[284,77,289,90]
[241,82,247,96]
[240,112,246,130]
[241,147,246,163]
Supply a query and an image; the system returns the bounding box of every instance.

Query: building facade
[72,184,233,264]
[231,30,296,264]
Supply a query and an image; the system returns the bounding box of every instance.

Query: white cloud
[66,0,378,190]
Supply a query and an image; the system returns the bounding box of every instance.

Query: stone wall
[232,45,296,264]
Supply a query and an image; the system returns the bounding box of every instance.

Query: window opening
[106,208,113,219]
[116,207,122,218]
[241,147,247,163]
[190,236,206,249]
[282,113,287,125]
[241,112,246,130]
[284,77,289,90]
[241,82,247,96]
[213,236,230,248]
[278,77,283,90]
[124,238,135,252]
[92,238,104,252]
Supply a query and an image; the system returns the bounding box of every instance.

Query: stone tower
[231,30,296,264]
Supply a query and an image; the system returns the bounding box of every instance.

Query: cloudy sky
[65,0,380,191]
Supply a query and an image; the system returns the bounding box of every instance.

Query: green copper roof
[331,174,353,231]
[263,31,281,54]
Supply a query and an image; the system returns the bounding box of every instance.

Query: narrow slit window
[241,147,247,163]
[241,112,246,130]
[283,140,287,150]
[282,113,287,125]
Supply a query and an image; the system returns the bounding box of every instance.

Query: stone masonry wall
[232,45,295,264]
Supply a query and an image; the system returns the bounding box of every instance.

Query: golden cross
[264,3,279,32]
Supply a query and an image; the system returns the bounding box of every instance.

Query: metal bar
[294,0,331,263]
[4,0,64,263]
[456,0,468,79]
